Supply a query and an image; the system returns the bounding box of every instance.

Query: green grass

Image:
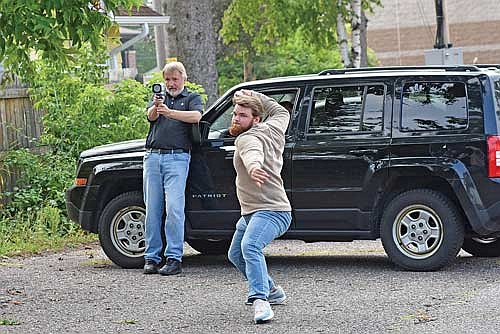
[0,230,97,257]
[0,208,97,258]
[0,319,20,326]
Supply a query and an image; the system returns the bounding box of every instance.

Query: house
[109,5,170,81]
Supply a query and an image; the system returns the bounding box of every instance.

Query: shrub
[34,78,150,157]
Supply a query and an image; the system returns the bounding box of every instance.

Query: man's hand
[234,89,253,98]
[156,103,174,118]
[249,167,269,187]
[153,95,165,106]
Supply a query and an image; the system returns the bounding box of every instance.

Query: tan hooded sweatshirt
[233,92,292,215]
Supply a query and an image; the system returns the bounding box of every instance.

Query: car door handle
[220,145,235,159]
[349,149,378,154]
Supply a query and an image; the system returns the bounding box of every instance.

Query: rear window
[401,82,467,131]
[308,84,384,134]
[494,78,500,114]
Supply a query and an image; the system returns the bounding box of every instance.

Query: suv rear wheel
[98,191,146,269]
[462,237,500,257]
[380,189,464,271]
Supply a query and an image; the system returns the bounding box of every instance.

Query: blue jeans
[228,211,292,301]
[143,151,190,263]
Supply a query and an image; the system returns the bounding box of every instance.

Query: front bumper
[65,186,97,233]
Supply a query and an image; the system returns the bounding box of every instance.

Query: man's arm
[147,94,162,121]
[236,135,269,187]
[148,93,203,123]
[244,90,291,133]
[156,107,202,123]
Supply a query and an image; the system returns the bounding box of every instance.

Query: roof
[115,6,162,17]
[112,5,170,25]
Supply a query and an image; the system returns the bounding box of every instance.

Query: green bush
[33,78,150,157]
[1,58,154,256]
[2,149,73,216]
[0,62,209,257]
[0,149,96,256]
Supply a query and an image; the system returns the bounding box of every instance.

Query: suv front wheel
[380,189,465,271]
[98,191,146,269]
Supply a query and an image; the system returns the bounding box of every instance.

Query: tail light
[487,136,500,177]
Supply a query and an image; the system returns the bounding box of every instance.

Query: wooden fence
[0,80,43,200]
[0,84,42,150]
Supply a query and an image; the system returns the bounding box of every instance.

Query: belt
[147,148,190,154]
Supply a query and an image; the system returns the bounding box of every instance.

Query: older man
[143,62,203,275]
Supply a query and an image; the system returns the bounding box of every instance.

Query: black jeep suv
[66,65,500,271]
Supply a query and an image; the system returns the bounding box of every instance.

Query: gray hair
[162,61,187,80]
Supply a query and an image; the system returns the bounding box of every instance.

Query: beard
[229,122,252,137]
[167,85,183,97]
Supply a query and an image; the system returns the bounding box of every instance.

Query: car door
[291,78,392,233]
[186,86,302,233]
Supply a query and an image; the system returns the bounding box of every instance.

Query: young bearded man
[227,89,292,324]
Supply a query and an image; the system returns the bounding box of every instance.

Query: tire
[380,189,464,271]
[187,238,231,255]
[462,237,500,257]
[98,191,146,269]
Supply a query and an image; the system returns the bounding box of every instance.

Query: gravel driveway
[1,239,500,333]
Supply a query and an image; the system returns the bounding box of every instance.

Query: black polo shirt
[145,88,203,151]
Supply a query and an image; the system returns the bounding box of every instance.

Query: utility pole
[425,0,463,65]
[433,0,451,49]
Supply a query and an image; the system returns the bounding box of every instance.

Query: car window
[208,104,234,139]
[494,78,500,117]
[208,90,298,139]
[308,84,384,134]
[401,82,467,131]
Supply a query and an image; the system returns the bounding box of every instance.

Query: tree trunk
[159,0,219,107]
[243,52,255,82]
[213,0,232,59]
[152,0,167,70]
[154,0,179,65]
[336,12,351,68]
[360,9,368,67]
[350,0,361,68]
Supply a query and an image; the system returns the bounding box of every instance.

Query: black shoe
[158,258,182,276]
[143,259,159,274]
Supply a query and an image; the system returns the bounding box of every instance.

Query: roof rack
[318,65,481,76]
[473,64,500,70]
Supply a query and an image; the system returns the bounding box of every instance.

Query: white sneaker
[253,299,274,324]
[268,285,286,305]
[245,286,287,306]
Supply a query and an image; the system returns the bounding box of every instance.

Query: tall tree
[221,0,381,79]
[152,0,168,70]
[0,0,141,82]
[298,0,379,68]
[350,0,362,68]
[156,0,225,106]
[220,0,293,81]
[360,9,368,67]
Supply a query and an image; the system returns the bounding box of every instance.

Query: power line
[416,0,435,42]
